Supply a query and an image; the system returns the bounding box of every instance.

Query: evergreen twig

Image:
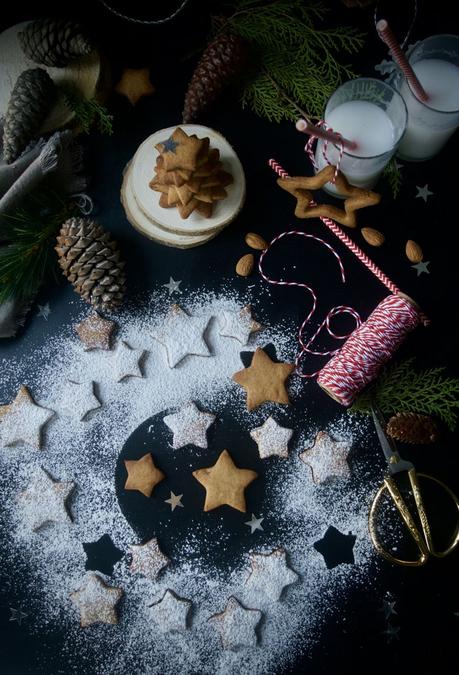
[61,85,114,135]
[382,158,402,199]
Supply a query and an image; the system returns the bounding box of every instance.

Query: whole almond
[406,239,423,263]
[236,253,254,277]
[361,227,385,247]
[245,232,268,250]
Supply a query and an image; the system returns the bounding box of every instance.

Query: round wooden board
[0,21,102,134]
[129,124,246,236]
[121,165,224,249]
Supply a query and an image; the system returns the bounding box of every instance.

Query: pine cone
[386,412,439,444]
[2,68,57,164]
[55,218,126,311]
[19,18,92,67]
[183,32,248,123]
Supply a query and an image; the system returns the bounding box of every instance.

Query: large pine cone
[183,32,248,123]
[19,18,93,67]
[2,68,57,164]
[386,412,438,444]
[55,217,126,311]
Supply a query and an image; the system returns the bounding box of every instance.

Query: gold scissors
[368,405,459,567]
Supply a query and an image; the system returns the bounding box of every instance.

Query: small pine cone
[183,32,248,123]
[19,18,92,67]
[386,412,439,444]
[55,217,126,311]
[2,68,57,164]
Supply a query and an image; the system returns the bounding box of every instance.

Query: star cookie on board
[115,67,155,106]
[192,449,258,513]
[232,348,294,411]
[129,537,169,579]
[124,452,165,497]
[299,431,351,484]
[218,306,262,345]
[0,386,54,450]
[151,304,211,368]
[277,165,381,228]
[209,596,262,650]
[250,416,293,459]
[155,127,205,172]
[163,401,216,449]
[70,573,123,627]
[74,312,116,350]
[149,589,191,633]
[112,341,144,381]
[18,467,74,532]
[245,548,299,601]
[60,381,101,421]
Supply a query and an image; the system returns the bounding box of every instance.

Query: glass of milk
[314,77,407,197]
[394,35,459,161]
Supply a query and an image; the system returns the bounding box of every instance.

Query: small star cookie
[299,431,351,484]
[70,573,123,627]
[163,401,215,449]
[112,341,144,381]
[115,67,155,106]
[245,548,299,601]
[232,348,294,411]
[124,452,165,497]
[219,306,262,345]
[0,385,54,449]
[149,589,191,633]
[156,127,205,172]
[209,596,262,650]
[18,467,74,532]
[250,416,293,459]
[74,312,115,350]
[151,304,211,368]
[129,537,169,579]
[60,381,101,421]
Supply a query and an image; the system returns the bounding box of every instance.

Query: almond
[361,227,385,247]
[236,253,254,277]
[245,232,268,250]
[406,239,423,263]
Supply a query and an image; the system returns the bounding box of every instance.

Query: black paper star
[163,137,178,153]
[83,534,123,576]
[313,526,356,569]
[9,607,28,625]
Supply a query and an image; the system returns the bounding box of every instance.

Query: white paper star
[165,491,184,511]
[151,304,211,368]
[209,596,262,650]
[112,341,144,381]
[375,58,397,77]
[129,537,169,579]
[219,306,262,345]
[412,261,430,276]
[245,548,299,601]
[18,467,74,531]
[163,277,182,295]
[149,589,191,633]
[245,513,264,534]
[70,573,123,627]
[37,303,51,320]
[9,607,28,625]
[60,381,101,421]
[250,416,293,459]
[299,431,351,484]
[163,401,215,449]
[415,184,434,202]
[0,385,54,449]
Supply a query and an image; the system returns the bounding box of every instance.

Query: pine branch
[382,158,402,199]
[350,359,459,430]
[61,85,114,135]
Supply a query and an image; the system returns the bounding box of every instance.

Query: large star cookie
[209,596,262,650]
[0,385,54,449]
[250,416,293,459]
[18,467,74,532]
[299,431,351,484]
[232,348,294,411]
[151,304,211,368]
[129,537,169,579]
[163,401,215,449]
[245,548,299,601]
[124,452,165,497]
[70,573,123,627]
[112,341,144,381]
[192,449,258,513]
[60,381,101,421]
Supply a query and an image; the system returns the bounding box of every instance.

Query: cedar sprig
[61,85,113,135]
[350,358,459,430]
[382,158,402,199]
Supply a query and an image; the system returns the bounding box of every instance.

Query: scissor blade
[371,405,414,474]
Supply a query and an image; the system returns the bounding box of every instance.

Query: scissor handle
[369,470,459,567]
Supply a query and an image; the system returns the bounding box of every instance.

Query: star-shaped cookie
[70,573,123,627]
[156,127,204,172]
[209,596,262,650]
[18,467,74,531]
[112,341,144,381]
[129,537,169,579]
[124,452,164,497]
[151,304,211,368]
[277,165,381,228]
[299,431,351,484]
[74,312,116,350]
[115,67,155,105]
[192,449,258,513]
[149,589,191,633]
[219,306,262,345]
[0,385,54,449]
[232,348,294,411]
[250,416,293,459]
[245,548,299,601]
[163,401,215,449]
[60,380,101,421]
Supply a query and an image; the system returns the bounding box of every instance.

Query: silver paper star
[9,607,28,625]
[250,416,293,459]
[129,537,169,579]
[245,548,299,601]
[70,573,123,627]
[415,184,434,202]
[163,277,182,295]
[151,304,211,368]
[412,261,430,276]
[163,401,215,449]
[245,513,264,534]
[299,431,351,484]
[382,624,400,642]
[219,306,262,345]
[149,589,191,633]
[18,467,74,532]
[112,341,144,381]
[60,381,101,421]
[209,596,262,650]
[0,386,54,450]
[165,491,184,511]
[375,58,397,77]
[381,599,397,620]
[37,303,51,320]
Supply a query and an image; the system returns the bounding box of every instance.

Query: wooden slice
[129,124,246,237]
[0,21,102,134]
[121,165,224,249]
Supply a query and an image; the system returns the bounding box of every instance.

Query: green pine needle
[350,358,459,430]
[61,86,114,135]
[382,158,402,199]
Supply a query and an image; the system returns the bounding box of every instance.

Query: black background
[1,1,458,673]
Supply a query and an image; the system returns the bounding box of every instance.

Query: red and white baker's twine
[304,120,345,183]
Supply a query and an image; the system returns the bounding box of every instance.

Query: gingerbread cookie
[232,348,294,411]
[0,385,54,450]
[129,537,169,579]
[74,312,115,350]
[70,573,123,627]
[209,596,262,650]
[192,449,257,513]
[124,452,165,497]
[299,431,351,484]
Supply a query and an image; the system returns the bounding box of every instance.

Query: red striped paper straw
[376,19,429,103]
[296,119,358,152]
